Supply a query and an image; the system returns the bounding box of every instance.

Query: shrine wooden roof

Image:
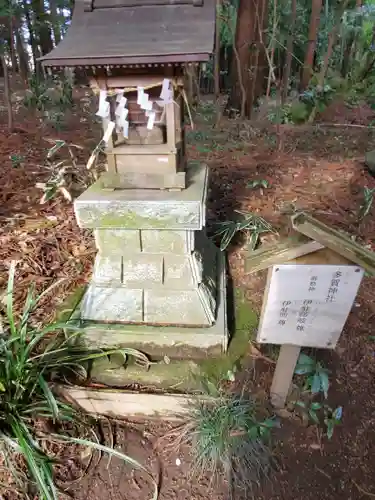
[40,0,216,68]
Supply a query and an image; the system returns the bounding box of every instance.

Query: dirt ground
[1,83,375,499]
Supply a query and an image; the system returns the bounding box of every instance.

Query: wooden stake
[270,344,301,408]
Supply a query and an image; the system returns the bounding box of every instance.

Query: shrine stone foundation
[40,0,228,393]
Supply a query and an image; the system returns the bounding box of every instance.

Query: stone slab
[90,357,203,393]
[81,287,143,322]
[122,253,163,285]
[144,288,211,325]
[59,386,203,421]
[92,255,122,286]
[141,230,194,254]
[67,252,228,359]
[92,253,204,289]
[80,234,219,325]
[163,253,203,288]
[74,163,208,230]
[94,229,141,254]
[95,229,194,255]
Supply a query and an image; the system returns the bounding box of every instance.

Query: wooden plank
[285,246,353,266]
[107,143,178,155]
[175,94,183,144]
[114,125,165,146]
[166,101,176,151]
[100,171,186,190]
[245,234,324,274]
[89,76,183,91]
[270,345,301,408]
[292,212,375,275]
[93,0,203,9]
[59,385,201,421]
[113,152,179,174]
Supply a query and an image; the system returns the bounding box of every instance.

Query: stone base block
[94,228,194,255]
[90,356,204,393]
[66,255,227,359]
[91,251,204,289]
[81,237,219,326]
[74,163,208,230]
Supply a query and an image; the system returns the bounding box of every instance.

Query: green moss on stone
[56,286,86,323]
[79,207,172,229]
[234,289,258,342]
[95,229,140,254]
[90,356,204,393]
[199,290,258,384]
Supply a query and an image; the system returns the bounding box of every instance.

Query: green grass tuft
[173,393,277,498]
[0,262,158,500]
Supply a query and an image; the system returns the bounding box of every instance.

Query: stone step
[58,385,208,421]
[90,356,204,393]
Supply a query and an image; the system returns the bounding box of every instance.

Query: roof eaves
[40,53,211,67]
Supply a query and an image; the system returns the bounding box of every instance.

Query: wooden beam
[292,213,375,276]
[58,385,206,421]
[89,75,184,91]
[100,171,186,190]
[245,233,324,274]
[93,0,203,8]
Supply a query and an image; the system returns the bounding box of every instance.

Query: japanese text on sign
[257,265,364,349]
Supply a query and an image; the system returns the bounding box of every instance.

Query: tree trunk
[31,0,53,56]
[49,0,61,45]
[214,0,221,102]
[316,0,349,88]
[308,0,349,122]
[341,0,362,77]
[251,0,268,104]
[266,0,277,97]
[9,36,18,72]
[15,27,29,82]
[361,23,375,79]
[1,54,14,132]
[228,0,268,118]
[300,0,323,90]
[23,0,39,71]
[340,32,354,78]
[282,0,297,104]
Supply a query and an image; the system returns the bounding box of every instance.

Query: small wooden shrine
[41,0,227,389]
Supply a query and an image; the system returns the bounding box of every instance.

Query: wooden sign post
[245,212,375,409]
[257,259,364,408]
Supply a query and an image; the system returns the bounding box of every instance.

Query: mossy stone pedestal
[66,163,230,401]
[74,164,224,330]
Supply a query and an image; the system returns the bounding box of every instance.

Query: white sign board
[257,265,364,349]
